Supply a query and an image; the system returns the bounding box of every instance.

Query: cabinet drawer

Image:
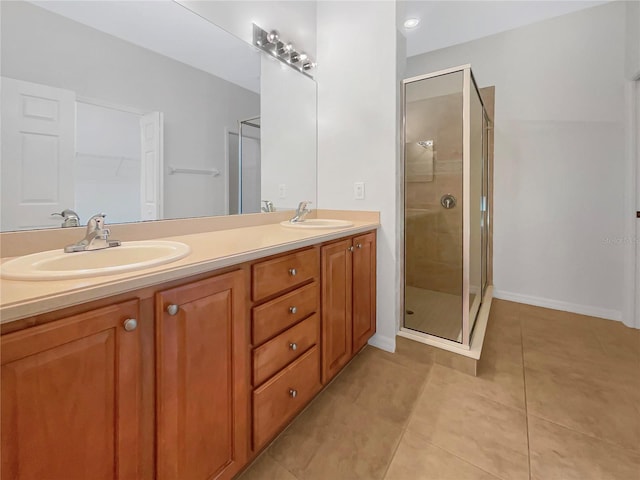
[252,248,319,301]
[252,282,318,345]
[253,346,321,449]
[253,313,319,386]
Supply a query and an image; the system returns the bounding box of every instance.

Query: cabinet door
[156,270,248,480]
[1,300,141,480]
[321,239,353,384]
[352,232,377,352]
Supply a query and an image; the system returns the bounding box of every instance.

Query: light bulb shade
[266,30,280,43]
[298,52,308,62]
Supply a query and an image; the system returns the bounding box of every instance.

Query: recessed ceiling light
[404,18,420,29]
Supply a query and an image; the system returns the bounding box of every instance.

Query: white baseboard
[368,333,395,353]
[493,289,623,322]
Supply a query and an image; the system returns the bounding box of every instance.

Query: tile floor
[238,300,640,480]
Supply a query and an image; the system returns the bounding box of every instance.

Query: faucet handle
[297,201,312,213]
[87,213,107,231]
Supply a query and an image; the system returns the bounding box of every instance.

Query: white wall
[261,55,317,211]
[625,0,640,79]
[407,2,627,321]
[317,1,400,352]
[1,1,259,221]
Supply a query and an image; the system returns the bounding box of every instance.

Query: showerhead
[417,140,433,149]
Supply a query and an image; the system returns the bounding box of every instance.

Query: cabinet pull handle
[289,306,297,314]
[289,342,298,351]
[356,243,363,249]
[166,304,179,316]
[289,389,298,398]
[289,268,297,276]
[123,318,138,332]
[347,246,354,252]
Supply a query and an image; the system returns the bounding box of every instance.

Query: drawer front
[252,282,318,345]
[253,346,321,450]
[252,248,319,301]
[253,313,319,386]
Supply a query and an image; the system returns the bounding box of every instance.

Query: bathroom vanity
[0,214,378,480]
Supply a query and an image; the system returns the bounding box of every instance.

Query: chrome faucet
[51,209,80,228]
[290,201,312,223]
[261,200,275,213]
[64,213,121,253]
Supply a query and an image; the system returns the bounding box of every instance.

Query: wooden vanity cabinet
[0,229,377,480]
[155,269,248,480]
[321,231,377,384]
[1,300,142,480]
[249,247,322,452]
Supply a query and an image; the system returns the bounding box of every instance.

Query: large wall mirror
[0,0,317,232]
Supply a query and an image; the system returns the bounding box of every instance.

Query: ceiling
[30,1,261,93]
[401,0,612,57]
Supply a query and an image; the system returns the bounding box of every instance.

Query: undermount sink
[280,219,354,229]
[0,240,191,281]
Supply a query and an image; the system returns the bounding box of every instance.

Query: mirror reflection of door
[239,117,261,214]
[1,77,76,231]
[1,78,165,230]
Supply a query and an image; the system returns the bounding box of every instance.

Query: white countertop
[0,217,379,324]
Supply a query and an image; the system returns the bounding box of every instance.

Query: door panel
[1,300,141,480]
[321,239,352,384]
[1,77,75,230]
[352,232,376,352]
[140,112,163,220]
[156,270,248,480]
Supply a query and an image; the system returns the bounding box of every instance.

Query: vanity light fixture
[253,24,315,78]
[404,17,421,29]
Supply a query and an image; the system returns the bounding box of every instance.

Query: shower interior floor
[404,286,465,342]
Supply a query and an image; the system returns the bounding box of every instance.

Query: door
[140,111,163,220]
[321,239,353,384]
[1,300,141,480]
[156,270,248,480]
[352,232,376,353]
[1,77,76,231]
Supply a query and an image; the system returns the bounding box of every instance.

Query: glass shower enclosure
[401,65,490,349]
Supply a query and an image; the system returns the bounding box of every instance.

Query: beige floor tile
[521,314,604,362]
[328,348,429,425]
[529,416,640,480]
[237,453,298,480]
[589,317,640,364]
[384,429,500,480]
[408,376,529,480]
[295,392,404,480]
[489,299,522,319]
[524,350,640,452]
[268,391,346,475]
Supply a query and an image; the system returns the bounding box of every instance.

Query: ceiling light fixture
[404,18,420,29]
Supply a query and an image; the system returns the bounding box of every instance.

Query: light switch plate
[354,182,365,200]
[278,184,286,198]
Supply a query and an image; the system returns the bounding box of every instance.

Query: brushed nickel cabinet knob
[289,268,297,276]
[289,389,298,398]
[166,304,179,316]
[123,318,138,332]
[289,306,297,314]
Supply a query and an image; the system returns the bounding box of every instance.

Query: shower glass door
[404,70,465,343]
[402,65,490,348]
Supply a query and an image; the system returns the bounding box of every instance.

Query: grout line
[520,314,533,480]
[380,350,436,479]
[524,410,640,456]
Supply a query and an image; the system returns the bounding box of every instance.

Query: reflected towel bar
[168,166,220,176]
